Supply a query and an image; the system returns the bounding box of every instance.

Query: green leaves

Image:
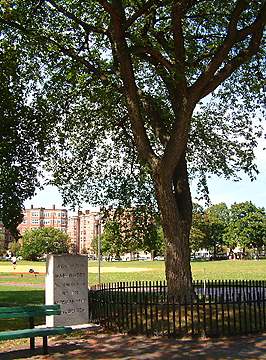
[0,1,265,240]
[20,227,70,261]
[224,201,266,249]
[191,201,266,255]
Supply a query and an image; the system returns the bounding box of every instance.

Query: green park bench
[0,304,73,354]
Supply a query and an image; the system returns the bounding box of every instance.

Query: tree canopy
[0,1,264,208]
[0,35,56,237]
[224,201,266,250]
[20,227,70,261]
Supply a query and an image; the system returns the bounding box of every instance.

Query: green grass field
[0,258,265,291]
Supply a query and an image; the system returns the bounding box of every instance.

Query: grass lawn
[0,259,265,290]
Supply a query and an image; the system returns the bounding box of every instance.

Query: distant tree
[100,220,124,258]
[224,202,266,252]
[81,247,88,255]
[190,203,207,252]
[99,207,164,258]
[142,224,165,259]
[0,242,5,256]
[69,243,78,254]
[20,227,70,261]
[204,203,229,256]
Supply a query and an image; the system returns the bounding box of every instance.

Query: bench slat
[0,309,61,319]
[0,305,61,319]
[0,305,60,314]
[0,326,73,341]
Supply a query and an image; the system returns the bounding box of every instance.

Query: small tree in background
[190,203,208,253]
[20,227,70,261]
[204,203,229,257]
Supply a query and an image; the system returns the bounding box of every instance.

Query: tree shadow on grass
[1,331,266,359]
[0,290,45,332]
[0,290,44,307]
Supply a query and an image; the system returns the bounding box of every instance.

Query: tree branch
[110,1,158,166]
[198,22,266,99]
[132,50,179,115]
[172,1,186,66]
[227,0,249,34]
[46,0,107,35]
[125,0,161,29]
[97,0,115,14]
[171,1,188,97]
[132,46,174,72]
[190,2,266,102]
[0,18,108,81]
[142,94,170,147]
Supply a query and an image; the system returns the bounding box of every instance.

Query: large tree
[1,1,265,298]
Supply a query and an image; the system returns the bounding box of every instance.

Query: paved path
[1,331,266,359]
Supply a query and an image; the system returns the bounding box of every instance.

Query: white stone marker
[45,254,88,327]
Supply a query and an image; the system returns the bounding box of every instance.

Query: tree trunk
[154,154,193,300]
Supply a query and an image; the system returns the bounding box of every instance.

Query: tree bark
[154,154,193,300]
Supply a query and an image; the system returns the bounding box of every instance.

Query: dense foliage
[191,201,266,255]
[20,227,70,261]
[0,37,55,237]
[95,201,265,258]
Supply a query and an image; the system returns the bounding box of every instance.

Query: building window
[31,219,39,224]
[31,212,39,217]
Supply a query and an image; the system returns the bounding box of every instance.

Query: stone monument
[45,254,88,326]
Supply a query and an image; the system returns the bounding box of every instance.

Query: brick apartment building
[16,206,102,254]
[67,215,80,252]
[18,205,68,235]
[67,210,102,254]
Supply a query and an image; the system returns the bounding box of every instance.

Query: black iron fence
[88,280,266,337]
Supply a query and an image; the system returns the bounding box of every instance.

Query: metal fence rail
[88,280,266,337]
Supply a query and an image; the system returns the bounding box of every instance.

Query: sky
[24,139,266,212]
